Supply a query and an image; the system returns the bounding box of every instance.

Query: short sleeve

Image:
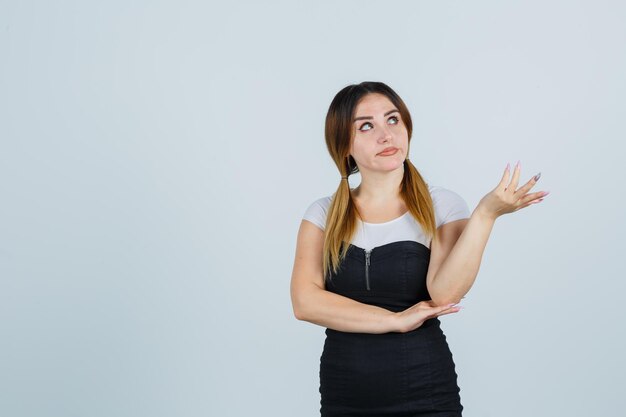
[431,187,471,228]
[302,196,332,231]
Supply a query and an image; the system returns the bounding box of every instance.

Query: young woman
[290,81,548,416]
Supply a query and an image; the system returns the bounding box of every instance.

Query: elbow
[445,299,462,307]
[293,305,313,322]
[431,295,463,307]
[291,284,322,321]
[428,283,463,307]
[293,305,305,321]
[291,296,309,321]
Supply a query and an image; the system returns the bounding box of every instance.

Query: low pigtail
[322,159,359,280]
[401,158,437,245]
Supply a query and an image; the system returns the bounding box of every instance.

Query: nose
[378,124,392,143]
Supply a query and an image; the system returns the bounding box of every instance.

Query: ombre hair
[323,81,437,280]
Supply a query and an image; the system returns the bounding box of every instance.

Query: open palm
[477,161,549,220]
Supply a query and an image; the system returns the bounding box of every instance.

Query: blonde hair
[322,82,437,281]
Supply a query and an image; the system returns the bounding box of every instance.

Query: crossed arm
[290,209,497,333]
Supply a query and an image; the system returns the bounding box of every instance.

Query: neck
[352,164,405,202]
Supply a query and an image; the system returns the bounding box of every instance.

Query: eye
[358,115,400,132]
[358,122,373,132]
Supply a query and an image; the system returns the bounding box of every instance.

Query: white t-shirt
[302,185,471,251]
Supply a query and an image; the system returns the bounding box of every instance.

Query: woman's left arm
[427,162,549,306]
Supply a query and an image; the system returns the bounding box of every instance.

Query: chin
[379,160,404,171]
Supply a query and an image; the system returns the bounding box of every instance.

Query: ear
[346,155,355,172]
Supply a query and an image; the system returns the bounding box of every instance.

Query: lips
[378,147,399,156]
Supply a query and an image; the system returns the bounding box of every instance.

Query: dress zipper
[364,249,372,290]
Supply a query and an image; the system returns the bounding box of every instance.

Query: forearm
[294,287,398,334]
[429,207,496,305]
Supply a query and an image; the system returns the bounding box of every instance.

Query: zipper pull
[365,250,371,291]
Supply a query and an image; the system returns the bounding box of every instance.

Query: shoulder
[428,185,471,228]
[301,194,333,231]
[428,184,465,202]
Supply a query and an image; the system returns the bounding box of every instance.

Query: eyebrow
[353,109,400,123]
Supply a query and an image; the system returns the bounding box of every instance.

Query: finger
[515,191,548,210]
[515,200,540,211]
[513,173,541,199]
[517,197,545,210]
[437,304,460,313]
[498,162,511,190]
[422,305,452,318]
[437,307,461,317]
[508,160,521,192]
[518,190,548,205]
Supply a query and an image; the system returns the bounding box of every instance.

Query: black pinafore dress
[319,240,463,416]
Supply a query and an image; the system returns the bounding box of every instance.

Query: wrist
[387,312,405,333]
[473,205,498,222]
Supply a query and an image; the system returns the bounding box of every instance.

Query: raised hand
[476,161,549,221]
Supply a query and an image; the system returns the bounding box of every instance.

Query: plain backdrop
[1,1,625,416]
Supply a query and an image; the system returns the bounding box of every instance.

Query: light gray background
[1,1,624,416]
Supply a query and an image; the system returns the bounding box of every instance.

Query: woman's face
[349,93,408,174]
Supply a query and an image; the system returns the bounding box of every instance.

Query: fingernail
[516,160,520,169]
[533,172,541,182]
[543,191,550,196]
[506,162,510,171]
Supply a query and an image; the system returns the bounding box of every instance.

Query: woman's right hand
[393,301,461,333]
